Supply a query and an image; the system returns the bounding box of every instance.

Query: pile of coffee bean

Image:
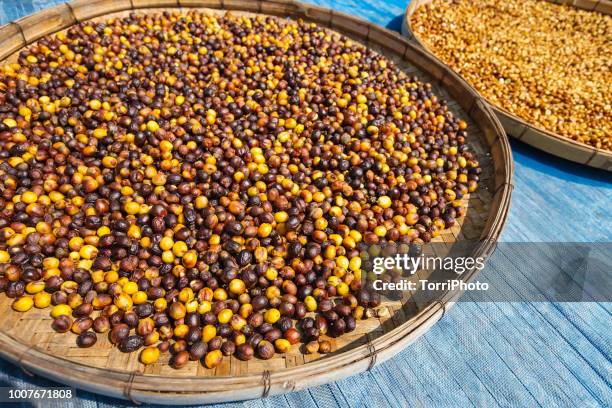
[0,10,479,368]
[412,0,612,150]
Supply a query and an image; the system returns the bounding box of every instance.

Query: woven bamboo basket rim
[402,0,612,171]
[0,0,513,404]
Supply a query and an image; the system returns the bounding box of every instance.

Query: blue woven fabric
[0,1,610,407]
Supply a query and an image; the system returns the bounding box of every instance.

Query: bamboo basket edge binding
[402,0,612,171]
[0,0,513,404]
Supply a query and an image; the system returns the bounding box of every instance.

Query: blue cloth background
[0,1,610,407]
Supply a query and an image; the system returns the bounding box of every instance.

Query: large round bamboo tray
[402,0,612,171]
[0,0,513,404]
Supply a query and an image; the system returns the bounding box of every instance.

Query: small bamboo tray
[0,0,513,404]
[402,0,612,171]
